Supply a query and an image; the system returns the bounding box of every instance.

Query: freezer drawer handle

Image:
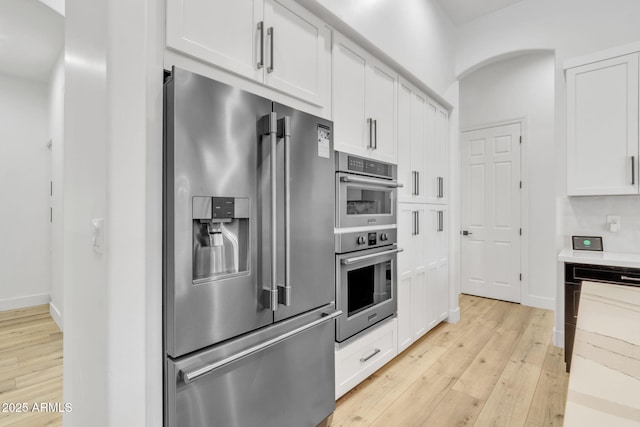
[340,175,403,188]
[360,348,381,363]
[621,275,640,282]
[180,310,342,384]
[342,247,403,265]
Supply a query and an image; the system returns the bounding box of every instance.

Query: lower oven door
[336,245,400,342]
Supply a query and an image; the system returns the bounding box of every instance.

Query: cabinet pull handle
[360,348,381,363]
[437,176,444,198]
[412,211,417,235]
[416,171,419,196]
[373,119,378,150]
[412,171,417,196]
[267,27,274,73]
[367,118,373,149]
[257,22,264,69]
[416,211,420,235]
[438,211,443,232]
[632,156,636,185]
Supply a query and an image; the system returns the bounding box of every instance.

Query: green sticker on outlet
[583,239,591,246]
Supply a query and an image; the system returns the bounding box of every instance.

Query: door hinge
[519,136,522,144]
[519,273,522,281]
[519,181,522,189]
[519,228,522,236]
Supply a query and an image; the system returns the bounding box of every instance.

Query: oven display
[368,232,377,246]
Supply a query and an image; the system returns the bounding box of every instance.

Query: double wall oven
[334,152,402,342]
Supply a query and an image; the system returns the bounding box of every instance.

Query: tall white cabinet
[566,52,640,195]
[396,80,450,354]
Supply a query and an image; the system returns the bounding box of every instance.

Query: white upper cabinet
[166,0,329,107]
[398,79,427,202]
[566,53,640,195]
[425,100,449,204]
[333,32,398,163]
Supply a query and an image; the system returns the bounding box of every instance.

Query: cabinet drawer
[335,318,397,399]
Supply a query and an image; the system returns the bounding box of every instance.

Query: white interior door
[460,123,521,303]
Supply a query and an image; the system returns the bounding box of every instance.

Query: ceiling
[0,0,64,82]
[434,0,526,25]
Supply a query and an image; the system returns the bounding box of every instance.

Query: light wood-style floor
[333,294,569,427]
[0,304,63,427]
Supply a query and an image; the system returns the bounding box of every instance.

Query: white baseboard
[447,306,461,323]
[522,294,555,311]
[0,293,50,312]
[49,302,63,332]
[553,327,564,348]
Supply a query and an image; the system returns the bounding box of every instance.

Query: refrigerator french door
[164,67,337,427]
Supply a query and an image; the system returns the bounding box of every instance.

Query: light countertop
[558,248,640,269]
[564,281,640,426]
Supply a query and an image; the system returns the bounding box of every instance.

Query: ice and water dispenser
[192,196,249,281]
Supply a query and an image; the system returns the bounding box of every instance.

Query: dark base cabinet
[564,262,640,372]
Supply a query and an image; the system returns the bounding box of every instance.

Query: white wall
[64,0,108,422]
[456,0,640,345]
[0,73,51,311]
[64,0,163,424]
[561,196,640,254]
[459,52,556,309]
[456,0,640,78]
[49,54,64,329]
[299,0,457,96]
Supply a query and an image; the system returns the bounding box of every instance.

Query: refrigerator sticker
[317,126,331,159]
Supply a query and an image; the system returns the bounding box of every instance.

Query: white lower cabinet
[335,318,397,399]
[397,203,449,354]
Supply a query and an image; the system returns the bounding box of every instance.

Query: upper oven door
[336,172,400,228]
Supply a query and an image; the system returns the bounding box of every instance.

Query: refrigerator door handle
[277,116,292,306]
[180,310,343,384]
[261,113,279,311]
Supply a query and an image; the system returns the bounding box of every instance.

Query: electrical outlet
[606,215,620,233]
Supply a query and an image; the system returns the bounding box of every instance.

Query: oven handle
[340,175,403,188]
[341,247,404,265]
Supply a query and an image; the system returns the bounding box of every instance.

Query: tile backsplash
[562,195,640,254]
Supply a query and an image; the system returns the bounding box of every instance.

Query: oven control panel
[336,228,397,253]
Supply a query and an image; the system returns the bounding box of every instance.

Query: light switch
[92,218,104,254]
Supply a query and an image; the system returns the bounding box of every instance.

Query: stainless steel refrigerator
[163,67,338,427]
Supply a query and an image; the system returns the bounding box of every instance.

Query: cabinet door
[424,100,439,202]
[411,208,428,341]
[264,0,329,107]
[166,0,263,82]
[396,206,414,352]
[425,206,439,329]
[412,92,428,203]
[567,53,639,195]
[333,34,368,157]
[367,60,397,163]
[397,81,413,201]
[436,207,449,321]
[398,79,428,203]
[435,107,449,203]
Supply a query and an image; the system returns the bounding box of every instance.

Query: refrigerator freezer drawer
[166,313,336,427]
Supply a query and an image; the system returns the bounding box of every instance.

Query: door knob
[461,230,473,236]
